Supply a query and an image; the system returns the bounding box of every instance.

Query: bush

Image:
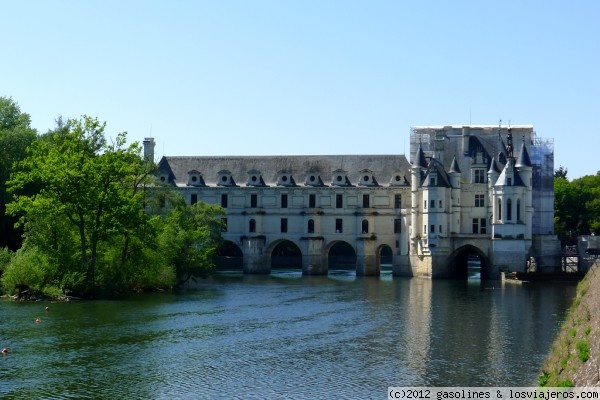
[1,246,56,296]
[576,340,590,363]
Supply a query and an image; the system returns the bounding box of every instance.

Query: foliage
[3,112,224,297]
[576,339,590,363]
[0,245,58,297]
[0,97,38,250]
[554,171,600,244]
[6,116,163,296]
[156,193,225,288]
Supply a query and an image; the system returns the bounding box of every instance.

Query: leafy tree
[7,116,156,296]
[0,97,37,250]
[157,193,224,288]
[554,171,600,244]
[554,166,568,179]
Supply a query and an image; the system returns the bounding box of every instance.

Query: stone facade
[149,124,561,279]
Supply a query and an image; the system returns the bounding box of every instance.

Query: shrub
[576,339,590,363]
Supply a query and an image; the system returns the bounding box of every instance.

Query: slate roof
[158,154,412,187]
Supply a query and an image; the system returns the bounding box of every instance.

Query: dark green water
[0,271,576,399]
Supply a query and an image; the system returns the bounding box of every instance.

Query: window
[394,194,401,209]
[439,225,442,234]
[395,240,399,248]
[507,198,512,221]
[507,177,512,186]
[475,194,485,207]
[281,218,288,233]
[497,199,502,221]
[474,169,485,183]
[250,194,257,208]
[363,194,370,208]
[249,219,256,233]
[424,200,427,209]
[424,225,427,234]
[430,199,435,208]
[221,218,227,232]
[430,225,435,233]
[221,194,228,208]
[430,177,436,186]
[439,200,442,209]
[281,194,288,208]
[362,219,369,234]
[307,219,315,233]
[335,219,343,233]
[191,194,197,205]
[336,194,343,208]
[517,199,521,221]
[309,194,316,208]
[473,218,486,234]
[394,219,401,234]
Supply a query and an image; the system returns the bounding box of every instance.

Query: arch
[267,239,303,270]
[377,244,393,270]
[507,198,512,221]
[324,240,356,270]
[445,245,492,279]
[361,219,369,234]
[217,240,243,270]
[307,219,315,233]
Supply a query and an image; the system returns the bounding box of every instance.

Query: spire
[516,143,532,168]
[449,156,461,173]
[488,156,501,174]
[413,143,428,169]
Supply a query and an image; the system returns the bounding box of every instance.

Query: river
[0,270,576,399]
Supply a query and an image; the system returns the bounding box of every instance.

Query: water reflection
[0,272,576,399]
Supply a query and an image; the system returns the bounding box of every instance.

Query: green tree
[0,97,37,250]
[157,194,224,288]
[7,116,156,296]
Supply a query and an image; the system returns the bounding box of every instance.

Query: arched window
[362,219,369,234]
[307,219,315,233]
[249,219,256,233]
[507,198,512,221]
[497,198,502,221]
[517,199,521,221]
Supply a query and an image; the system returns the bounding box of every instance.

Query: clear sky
[2,1,599,179]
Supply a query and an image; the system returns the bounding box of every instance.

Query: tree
[156,194,224,288]
[7,116,156,296]
[0,97,37,250]
[554,166,568,180]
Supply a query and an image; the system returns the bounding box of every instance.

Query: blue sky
[2,1,599,179]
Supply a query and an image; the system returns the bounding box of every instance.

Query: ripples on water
[0,270,576,399]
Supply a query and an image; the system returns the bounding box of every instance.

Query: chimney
[143,137,155,163]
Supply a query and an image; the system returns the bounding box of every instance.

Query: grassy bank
[539,262,600,386]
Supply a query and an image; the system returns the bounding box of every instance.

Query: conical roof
[515,143,532,167]
[449,156,461,173]
[413,143,428,169]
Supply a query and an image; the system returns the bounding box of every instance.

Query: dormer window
[157,173,170,184]
[332,169,349,187]
[305,172,324,187]
[390,172,408,186]
[277,171,296,187]
[187,170,205,187]
[217,170,236,187]
[247,169,266,187]
[358,169,378,187]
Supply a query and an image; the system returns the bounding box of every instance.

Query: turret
[448,156,461,234]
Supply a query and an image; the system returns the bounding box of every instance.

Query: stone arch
[217,240,244,270]
[446,245,492,279]
[324,240,357,270]
[376,244,393,269]
[266,239,303,269]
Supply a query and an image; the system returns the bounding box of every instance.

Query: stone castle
[148,124,560,278]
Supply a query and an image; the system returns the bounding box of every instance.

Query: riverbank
[539,261,600,386]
